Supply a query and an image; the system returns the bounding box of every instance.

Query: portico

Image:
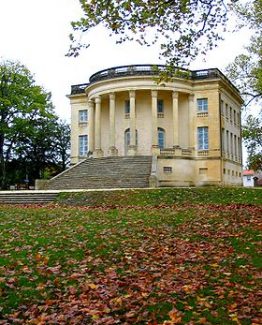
[87,89,190,158]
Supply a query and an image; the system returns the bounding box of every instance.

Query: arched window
[124,128,138,155]
[158,127,165,149]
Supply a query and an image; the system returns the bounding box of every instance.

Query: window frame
[79,109,88,123]
[157,99,164,117]
[79,135,88,157]
[163,166,172,173]
[221,99,224,116]
[124,128,138,154]
[158,127,165,149]
[197,126,208,150]
[124,100,130,118]
[197,98,208,113]
[225,103,229,120]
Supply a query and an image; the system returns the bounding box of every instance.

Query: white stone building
[65,64,243,187]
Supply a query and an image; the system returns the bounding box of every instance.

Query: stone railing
[160,147,193,157]
[159,148,223,158]
[71,83,90,95]
[71,65,239,95]
[90,64,167,83]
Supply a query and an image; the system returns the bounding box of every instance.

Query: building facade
[69,65,243,187]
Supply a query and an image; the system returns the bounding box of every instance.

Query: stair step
[48,156,152,190]
[0,193,58,204]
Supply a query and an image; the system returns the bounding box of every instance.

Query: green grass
[0,187,261,324]
[56,187,262,206]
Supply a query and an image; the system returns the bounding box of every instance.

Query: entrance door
[124,128,130,155]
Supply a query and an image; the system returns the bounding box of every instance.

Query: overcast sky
[0,0,252,122]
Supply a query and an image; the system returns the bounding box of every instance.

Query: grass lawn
[0,188,261,324]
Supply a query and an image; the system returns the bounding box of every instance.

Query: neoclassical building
[67,65,243,187]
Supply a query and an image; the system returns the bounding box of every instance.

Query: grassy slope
[56,187,262,206]
[0,187,261,324]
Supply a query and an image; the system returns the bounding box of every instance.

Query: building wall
[178,93,190,148]
[220,89,242,186]
[157,158,195,187]
[243,175,254,187]
[70,95,88,164]
[222,161,243,186]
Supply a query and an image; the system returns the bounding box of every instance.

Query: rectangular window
[163,166,172,173]
[230,132,233,157]
[158,129,165,149]
[199,168,208,175]
[230,106,233,122]
[222,128,225,152]
[233,110,236,125]
[197,98,208,112]
[225,104,229,120]
[198,127,208,150]
[157,99,164,117]
[238,137,241,160]
[226,130,229,154]
[79,110,88,123]
[221,100,224,116]
[79,135,88,157]
[125,100,130,114]
[234,135,237,159]
[237,112,240,126]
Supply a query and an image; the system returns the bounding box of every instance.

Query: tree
[0,60,71,189]
[15,116,70,181]
[68,0,237,67]
[242,112,262,171]
[225,1,261,170]
[226,0,261,106]
[0,61,53,188]
[53,120,71,171]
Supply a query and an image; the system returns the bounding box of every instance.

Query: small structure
[243,170,262,187]
[243,170,255,187]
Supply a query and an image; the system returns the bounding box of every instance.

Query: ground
[0,188,261,324]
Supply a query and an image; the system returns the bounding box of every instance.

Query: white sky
[0,0,252,123]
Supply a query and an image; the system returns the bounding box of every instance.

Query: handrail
[90,64,166,83]
[71,83,90,95]
[70,65,240,95]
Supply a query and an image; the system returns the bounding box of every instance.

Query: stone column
[94,96,103,157]
[128,90,137,156]
[108,93,118,156]
[188,94,194,148]
[151,90,160,155]
[172,91,179,147]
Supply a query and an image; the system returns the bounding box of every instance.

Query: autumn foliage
[0,188,261,324]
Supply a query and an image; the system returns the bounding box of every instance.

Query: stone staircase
[0,192,58,204]
[47,156,152,190]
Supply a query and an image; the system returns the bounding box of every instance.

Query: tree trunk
[0,134,6,189]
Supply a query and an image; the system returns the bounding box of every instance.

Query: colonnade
[87,90,194,157]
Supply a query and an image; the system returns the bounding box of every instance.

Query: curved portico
[86,88,190,158]
[80,65,197,158]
